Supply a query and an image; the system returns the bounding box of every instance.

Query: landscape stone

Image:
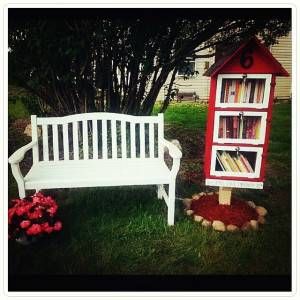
[250,219,259,230]
[186,209,194,216]
[258,215,266,224]
[192,194,200,200]
[226,224,239,232]
[212,220,226,231]
[256,206,268,217]
[183,198,192,209]
[241,221,251,231]
[202,219,212,227]
[194,215,203,222]
[247,201,256,208]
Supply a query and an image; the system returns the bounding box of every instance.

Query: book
[234,80,240,103]
[249,80,255,103]
[220,151,231,171]
[233,116,239,139]
[240,154,254,173]
[220,81,225,103]
[229,80,236,103]
[254,119,261,139]
[224,152,239,172]
[253,81,259,103]
[224,80,230,103]
[234,156,248,172]
[246,81,252,103]
[216,151,225,171]
[239,116,244,139]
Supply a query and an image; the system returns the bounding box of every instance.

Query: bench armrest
[162,139,182,178]
[162,139,182,159]
[8,141,37,164]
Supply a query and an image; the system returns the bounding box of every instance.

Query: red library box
[203,37,289,190]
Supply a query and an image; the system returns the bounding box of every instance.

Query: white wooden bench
[9,113,182,225]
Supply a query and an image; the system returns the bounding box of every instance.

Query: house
[158,32,291,102]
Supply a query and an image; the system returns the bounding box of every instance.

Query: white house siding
[270,32,292,100]
[156,48,215,101]
[156,33,291,102]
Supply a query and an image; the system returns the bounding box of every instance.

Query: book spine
[220,152,231,171]
[235,156,248,172]
[225,152,239,172]
[233,116,238,139]
[253,81,259,103]
[240,154,254,173]
[225,80,230,103]
[234,80,239,103]
[239,115,244,139]
[249,80,255,103]
[216,151,225,171]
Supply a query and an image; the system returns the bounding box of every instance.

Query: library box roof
[203,36,289,77]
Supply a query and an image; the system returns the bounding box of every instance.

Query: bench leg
[168,181,175,226]
[19,186,26,199]
[157,184,163,200]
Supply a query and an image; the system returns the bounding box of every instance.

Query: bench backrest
[31,113,164,164]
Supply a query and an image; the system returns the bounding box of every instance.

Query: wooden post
[218,187,232,205]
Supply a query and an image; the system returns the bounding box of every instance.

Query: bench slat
[111,120,117,159]
[52,124,59,161]
[130,123,136,158]
[149,123,154,158]
[102,120,108,159]
[73,121,79,160]
[31,115,39,164]
[82,120,89,159]
[140,123,145,159]
[158,114,164,158]
[92,119,98,159]
[63,123,69,160]
[121,121,126,158]
[42,124,49,161]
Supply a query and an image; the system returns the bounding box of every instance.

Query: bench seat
[24,160,172,190]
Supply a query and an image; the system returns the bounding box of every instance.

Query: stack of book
[216,151,254,173]
[218,116,261,140]
[220,79,265,104]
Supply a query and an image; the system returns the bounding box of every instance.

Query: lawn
[8,102,291,276]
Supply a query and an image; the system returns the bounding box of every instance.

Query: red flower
[53,221,62,231]
[32,196,41,204]
[47,206,58,216]
[9,192,62,239]
[28,209,43,220]
[15,206,27,216]
[8,208,16,224]
[26,224,42,236]
[20,220,31,229]
[44,226,54,234]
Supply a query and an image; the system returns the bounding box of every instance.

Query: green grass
[8,103,291,276]
[8,98,30,120]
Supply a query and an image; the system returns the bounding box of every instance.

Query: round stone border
[183,192,267,232]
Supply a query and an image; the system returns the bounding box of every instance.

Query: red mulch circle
[190,194,258,227]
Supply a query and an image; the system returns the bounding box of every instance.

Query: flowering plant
[8,192,62,240]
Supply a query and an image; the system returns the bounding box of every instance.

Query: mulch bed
[190,193,258,227]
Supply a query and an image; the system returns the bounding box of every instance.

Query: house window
[177,59,196,76]
[204,61,210,70]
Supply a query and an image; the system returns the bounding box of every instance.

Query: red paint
[190,194,258,227]
[206,36,289,77]
[203,37,289,186]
